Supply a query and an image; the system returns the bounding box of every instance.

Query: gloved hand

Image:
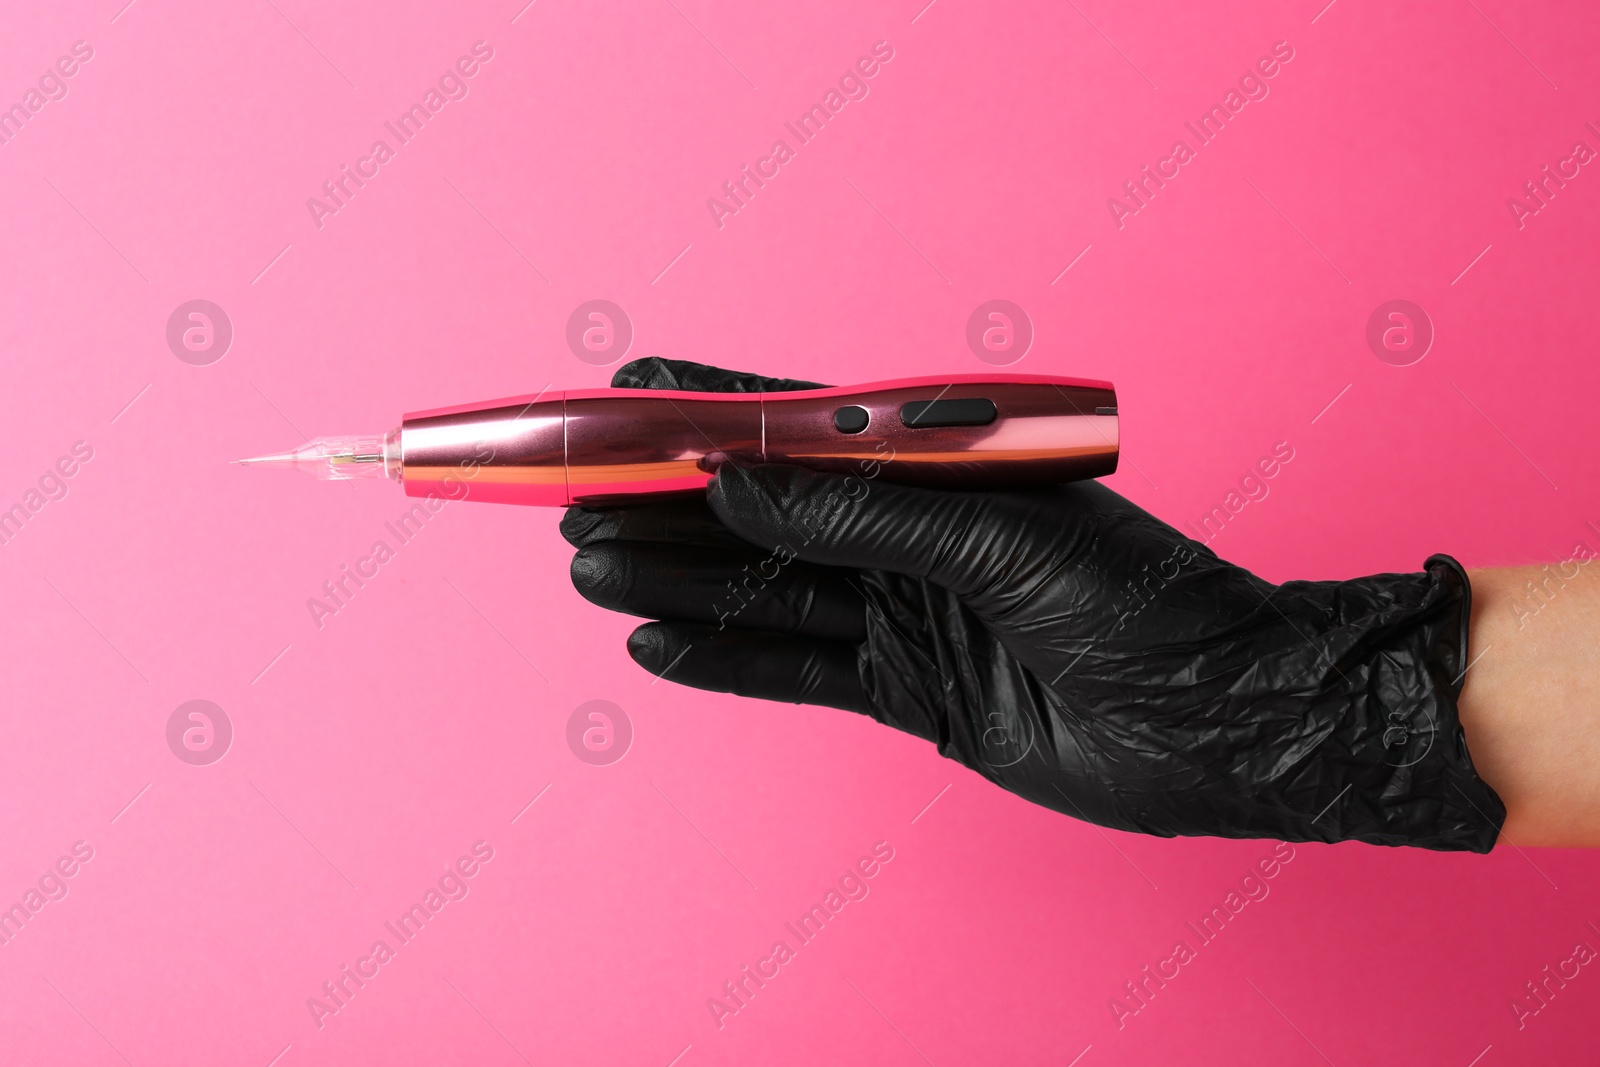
[561,358,1506,852]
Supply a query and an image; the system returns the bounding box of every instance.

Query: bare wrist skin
[1460,560,1600,848]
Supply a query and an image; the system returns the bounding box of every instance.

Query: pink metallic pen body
[394,375,1119,506]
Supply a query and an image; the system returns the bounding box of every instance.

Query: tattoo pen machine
[238,375,1119,505]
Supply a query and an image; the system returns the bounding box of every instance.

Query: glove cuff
[1313,553,1506,852]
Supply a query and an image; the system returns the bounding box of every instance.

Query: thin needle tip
[234,434,398,481]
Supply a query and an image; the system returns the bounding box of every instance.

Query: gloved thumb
[707,461,1064,611]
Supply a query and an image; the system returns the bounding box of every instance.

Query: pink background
[2,0,1598,1063]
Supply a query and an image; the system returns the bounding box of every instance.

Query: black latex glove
[561,358,1506,852]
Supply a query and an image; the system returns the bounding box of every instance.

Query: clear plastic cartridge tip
[236,430,401,481]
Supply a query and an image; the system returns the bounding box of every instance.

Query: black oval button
[900,397,997,428]
[833,405,870,434]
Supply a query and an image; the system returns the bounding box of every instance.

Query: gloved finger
[707,460,1075,615]
[626,621,867,713]
[610,356,828,393]
[571,542,867,641]
[560,495,750,551]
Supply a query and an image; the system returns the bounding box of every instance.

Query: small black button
[900,397,997,428]
[833,405,870,434]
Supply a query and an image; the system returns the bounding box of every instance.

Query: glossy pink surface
[403,395,570,506]
[3,2,1600,1065]
[400,375,1116,505]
